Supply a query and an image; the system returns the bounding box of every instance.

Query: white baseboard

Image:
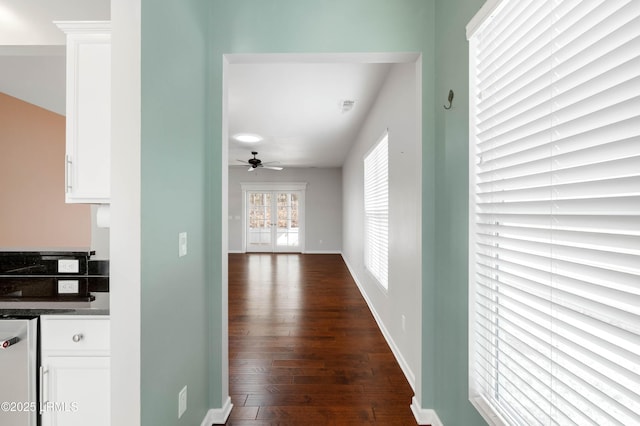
[411,396,444,426]
[341,254,416,390]
[200,397,232,426]
[228,249,243,254]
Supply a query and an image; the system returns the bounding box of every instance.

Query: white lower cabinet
[40,316,110,426]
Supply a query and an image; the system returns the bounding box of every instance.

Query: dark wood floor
[224,253,417,425]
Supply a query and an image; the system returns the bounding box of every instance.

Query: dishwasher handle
[0,336,19,349]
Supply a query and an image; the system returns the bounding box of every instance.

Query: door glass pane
[248,192,271,249]
[276,192,299,249]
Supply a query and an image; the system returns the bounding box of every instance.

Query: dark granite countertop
[0,250,94,256]
[0,308,109,318]
[0,293,109,317]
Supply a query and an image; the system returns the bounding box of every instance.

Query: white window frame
[364,131,389,290]
[467,1,640,425]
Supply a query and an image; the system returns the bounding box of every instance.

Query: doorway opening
[222,52,423,412]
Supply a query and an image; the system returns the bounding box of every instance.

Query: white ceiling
[1,1,405,169]
[0,0,109,45]
[0,0,109,114]
[228,61,392,168]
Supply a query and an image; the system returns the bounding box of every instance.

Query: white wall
[90,205,110,259]
[228,166,342,253]
[110,0,141,423]
[342,62,421,387]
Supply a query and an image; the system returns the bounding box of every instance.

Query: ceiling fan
[237,151,283,172]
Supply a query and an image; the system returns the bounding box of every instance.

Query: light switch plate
[179,232,188,257]
[58,259,79,273]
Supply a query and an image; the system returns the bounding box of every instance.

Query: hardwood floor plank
[244,390,412,408]
[229,406,260,420]
[220,254,418,425]
[255,405,377,423]
[270,359,327,367]
[229,374,293,385]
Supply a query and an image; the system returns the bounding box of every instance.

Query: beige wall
[0,93,91,248]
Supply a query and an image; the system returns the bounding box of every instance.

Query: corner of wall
[0,93,91,248]
[411,396,444,426]
[341,254,416,390]
[200,397,232,426]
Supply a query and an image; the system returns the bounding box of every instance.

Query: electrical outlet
[178,385,187,418]
[179,232,188,257]
[58,280,79,294]
[58,259,79,273]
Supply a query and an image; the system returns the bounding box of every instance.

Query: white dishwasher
[0,316,38,426]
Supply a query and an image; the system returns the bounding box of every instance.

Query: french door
[245,189,304,253]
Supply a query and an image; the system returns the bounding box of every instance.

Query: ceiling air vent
[340,99,356,113]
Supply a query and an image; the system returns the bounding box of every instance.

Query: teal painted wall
[210,0,433,53]
[433,0,487,425]
[141,0,211,425]
[139,0,492,424]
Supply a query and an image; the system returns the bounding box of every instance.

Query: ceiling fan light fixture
[237,151,284,172]
[233,133,263,143]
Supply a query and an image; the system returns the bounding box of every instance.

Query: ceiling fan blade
[261,161,281,166]
[262,166,283,171]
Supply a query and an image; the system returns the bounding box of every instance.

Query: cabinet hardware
[39,366,48,414]
[65,155,73,193]
[0,336,19,349]
[72,333,84,343]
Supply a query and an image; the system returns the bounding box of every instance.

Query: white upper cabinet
[56,21,111,204]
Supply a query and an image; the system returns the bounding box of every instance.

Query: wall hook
[444,89,454,110]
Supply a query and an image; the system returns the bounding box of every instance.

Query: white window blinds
[364,132,389,289]
[468,0,640,425]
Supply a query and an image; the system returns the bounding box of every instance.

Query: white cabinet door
[40,316,110,426]
[41,356,110,426]
[56,21,111,204]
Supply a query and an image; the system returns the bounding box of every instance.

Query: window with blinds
[467,0,640,425]
[364,132,389,290]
